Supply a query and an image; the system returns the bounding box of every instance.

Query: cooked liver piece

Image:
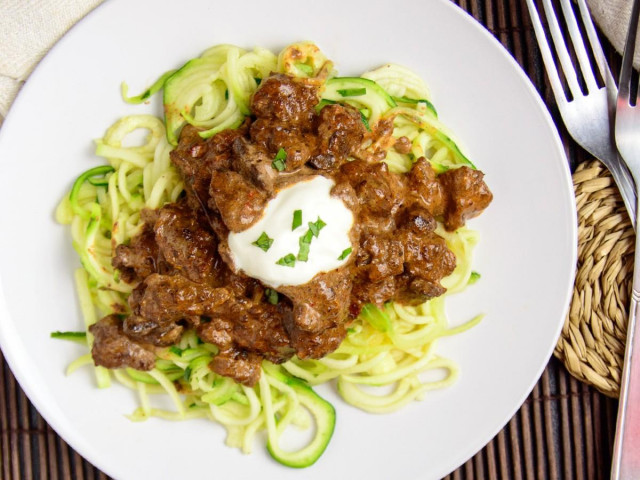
[250,73,318,124]
[154,202,219,284]
[89,315,156,370]
[439,166,494,231]
[93,72,492,386]
[208,169,269,232]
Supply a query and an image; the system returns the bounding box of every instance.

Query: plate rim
[0,0,578,478]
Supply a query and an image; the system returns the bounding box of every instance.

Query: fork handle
[609,157,637,231]
[611,207,640,479]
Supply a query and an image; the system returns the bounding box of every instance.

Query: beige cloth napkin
[0,0,104,124]
[0,0,637,125]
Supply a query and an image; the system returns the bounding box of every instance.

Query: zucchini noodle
[55,42,484,467]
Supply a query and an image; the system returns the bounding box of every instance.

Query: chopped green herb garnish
[183,367,192,381]
[265,288,279,305]
[276,254,296,267]
[338,247,353,260]
[292,210,303,230]
[297,239,311,262]
[468,271,481,285]
[272,148,287,171]
[308,217,326,237]
[252,232,274,252]
[337,87,367,97]
[253,77,262,85]
[297,243,310,262]
[169,346,183,356]
[359,110,371,132]
[296,230,314,262]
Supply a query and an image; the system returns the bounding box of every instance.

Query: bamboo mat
[0,0,622,478]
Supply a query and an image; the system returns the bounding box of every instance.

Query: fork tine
[619,0,640,105]
[525,0,568,106]
[558,0,599,94]
[575,0,615,89]
[540,0,583,99]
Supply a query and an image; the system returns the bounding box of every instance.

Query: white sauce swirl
[228,176,353,288]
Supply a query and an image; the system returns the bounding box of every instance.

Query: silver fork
[611,0,640,477]
[525,0,637,229]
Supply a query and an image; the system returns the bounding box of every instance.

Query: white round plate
[0,0,576,479]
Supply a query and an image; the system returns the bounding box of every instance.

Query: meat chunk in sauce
[311,104,367,168]
[230,136,279,191]
[154,202,219,285]
[94,72,492,387]
[439,166,493,231]
[211,350,262,387]
[209,170,269,232]
[128,274,230,325]
[250,119,315,171]
[170,123,247,211]
[89,315,156,371]
[250,73,319,124]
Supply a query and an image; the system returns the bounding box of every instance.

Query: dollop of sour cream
[228,176,353,288]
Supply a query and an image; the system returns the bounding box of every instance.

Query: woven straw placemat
[555,159,635,398]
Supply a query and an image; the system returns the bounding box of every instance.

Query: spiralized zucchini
[55,41,483,468]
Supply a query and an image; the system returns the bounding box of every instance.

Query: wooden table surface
[0,0,622,478]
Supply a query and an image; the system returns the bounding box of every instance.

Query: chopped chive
[265,288,279,305]
[292,210,303,230]
[297,244,310,262]
[338,247,353,260]
[183,367,192,381]
[224,89,229,100]
[272,148,287,171]
[169,346,183,356]
[272,157,286,171]
[337,87,367,97]
[297,235,311,262]
[252,232,274,252]
[276,253,296,267]
[359,110,372,132]
[308,217,326,237]
[297,229,315,262]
